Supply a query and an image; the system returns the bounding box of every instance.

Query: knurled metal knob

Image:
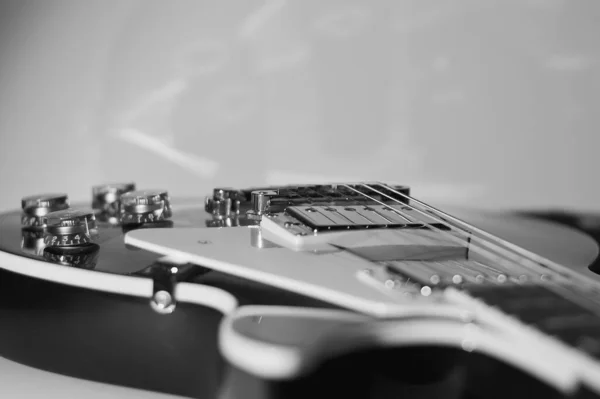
[43,244,100,269]
[21,193,70,228]
[92,182,136,224]
[119,190,172,225]
[43,209,98,247]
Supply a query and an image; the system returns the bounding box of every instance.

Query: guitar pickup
[286,205,447,232]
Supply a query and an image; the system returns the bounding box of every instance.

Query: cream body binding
[1,204,598,396]
[0,201,238,399]
[125,207,600,394]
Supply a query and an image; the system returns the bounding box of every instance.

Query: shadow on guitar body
[221,346,567,399]
[0,268,225,398]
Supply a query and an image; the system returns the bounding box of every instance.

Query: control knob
[120,190,172,225]
[21,193,69,228]
[43,244,100,269]
[43,209,98,247]
[92,182,136,224]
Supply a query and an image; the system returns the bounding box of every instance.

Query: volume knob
[120,190,172,225]
[43,209,98,247]
[92,182,136,224]
[21,193,70,228]
[43,245,100,269]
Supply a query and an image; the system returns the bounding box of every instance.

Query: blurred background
[0,0,598,212]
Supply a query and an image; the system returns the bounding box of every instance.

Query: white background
[0,0,598,212]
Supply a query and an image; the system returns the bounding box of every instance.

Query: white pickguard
[125,208,600,317]
[124,208,600,393]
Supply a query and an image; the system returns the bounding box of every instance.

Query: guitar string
[371,182,598,290]
[376,182,580,278]
[340,183,600,316]
[362,183,556,279]
[342,183,543,280]
[284,183,582,285]
[366,182,600,319]
[287,186,457,277]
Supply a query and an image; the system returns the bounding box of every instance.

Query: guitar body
[0,199,331,399]
[0,183,599,399]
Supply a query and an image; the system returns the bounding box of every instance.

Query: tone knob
[92,182,136,224]
[21,193,69,228]
[43,244,100,269]
[120,190,172,225]
[43,209,98,247]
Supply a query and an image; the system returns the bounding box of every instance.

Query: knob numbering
[119,190,172,225]
[43,244,100,269]
[43,209,98,247]
[21,193,69,228]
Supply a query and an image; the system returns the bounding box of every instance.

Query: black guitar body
[0,198,599,399]
[0,265,575,399]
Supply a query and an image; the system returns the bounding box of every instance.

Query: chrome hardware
[205,187,250,227]
[43,209,98,247]
[120,189,172,225]
[247,190,277,220]
[92,182,136,224]
[21,193,70,228]
[138,260,210,315]
[355,262,426,299]
[205,187,243,216]
[251,190,276,214]
[213,187,234,201]
[249,225,280,248]
[148,264,178,314]
[20,228,46,256]
[42,244,100,269]
[151,290,176,315]
[214,197,233,216]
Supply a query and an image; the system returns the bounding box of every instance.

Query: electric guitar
[1,182,599,399]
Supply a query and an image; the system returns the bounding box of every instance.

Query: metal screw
[150,290,176,314]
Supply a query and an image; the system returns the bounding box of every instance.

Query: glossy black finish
[2,198,600,398]
[0,252,337,398]
[0,199,221,275]
[0,198,336,398]
[0,268,225,398]
[520,211,600,276]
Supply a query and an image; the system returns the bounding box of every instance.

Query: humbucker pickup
[286,204,448,232]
